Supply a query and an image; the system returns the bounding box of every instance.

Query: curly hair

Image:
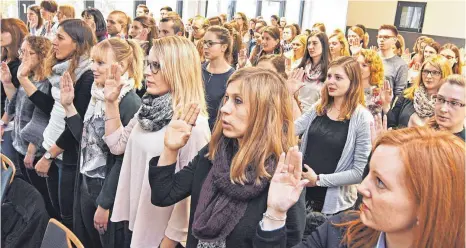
[24,36,53,81]
[360,49,384,87]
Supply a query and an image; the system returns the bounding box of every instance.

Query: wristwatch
[316,175,321,187]
[44,151,54,160]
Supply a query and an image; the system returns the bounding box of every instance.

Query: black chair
[40,218,84,248]
[1,154,16,203]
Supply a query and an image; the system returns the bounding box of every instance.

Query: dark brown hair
[40,0,58,13]
[1,18,29,62]
[207,25,233,62]
[378,24,399,36]
[27,5,43,29]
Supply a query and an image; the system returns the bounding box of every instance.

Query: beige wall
[347,0,465,39]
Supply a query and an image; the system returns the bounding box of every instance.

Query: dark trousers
[16,152,60,220]
[1,131,24,179]
[46,159,76,230]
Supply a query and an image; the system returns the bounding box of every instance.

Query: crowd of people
[0,1,465,248]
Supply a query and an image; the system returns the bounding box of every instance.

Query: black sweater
[149,146,306,248]
[254,212,357,248]
[28,70,94,165]
[386,95,415,129]
[66,90,141,209]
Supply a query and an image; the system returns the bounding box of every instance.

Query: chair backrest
[1,154,16,203]
[40,219,84,248]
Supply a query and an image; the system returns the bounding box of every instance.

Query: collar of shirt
[375,232,386,248]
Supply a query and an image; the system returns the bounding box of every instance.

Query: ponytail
[126,39,144,89]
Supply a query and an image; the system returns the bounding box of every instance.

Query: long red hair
[339,127,465,248]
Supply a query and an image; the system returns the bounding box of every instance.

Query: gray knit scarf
[192,137,276,246]
[137,93,173,132]
[413,85,435,118]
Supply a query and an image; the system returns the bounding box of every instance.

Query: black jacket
[253,212,358,248]
[386,95,415,129]
[149,146,306,248]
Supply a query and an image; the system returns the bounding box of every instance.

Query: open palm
[104,64,124,102]
[267,146,308,213]
[164,103,200,151]
[0,62,12,85]
[60,72,75,107]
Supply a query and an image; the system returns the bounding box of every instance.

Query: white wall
[301,0,348,34]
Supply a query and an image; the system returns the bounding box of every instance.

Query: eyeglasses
[147,61,161,74]
[202,40,223,48]
[18,49,36,57]
[421,69,442,77]
[433,95,465,109]
[376,35,395,41]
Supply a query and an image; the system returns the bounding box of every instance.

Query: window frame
[394,1,427,33]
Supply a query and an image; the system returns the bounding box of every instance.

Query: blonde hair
[109,10,131,35]
[360,49,384,87]
[58,5,75,19]
[291,34,307,63]
[91,38,144,89]
[349,26,368,48]
[151,36,208,116]
[404,55,453,100]
[208,67,297,184]
[328,32,350,59]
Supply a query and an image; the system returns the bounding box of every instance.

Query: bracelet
[104,116,119,122]
[263,211,287,221]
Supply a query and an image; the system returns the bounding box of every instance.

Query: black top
[253,212,356,248]
[148,146,306,248]
[1,59,21,116]
[455,129,465,141]
[28,70,94,165]
[202,63,235,130]
[386,95,415,129]
[303,114,349,206]
[66,90,141,210]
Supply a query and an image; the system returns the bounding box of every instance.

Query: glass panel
[2,0,19,18]
[399,6,422,29]
[93,0,134,19]
[285,0,302,26]
[261,0,281,25]
[235,0,257,21]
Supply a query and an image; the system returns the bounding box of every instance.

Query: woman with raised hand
[26,5,44,35]
[296,56,372,214]
[255,127,465,248]
[59,37,143,248]
[328,32,350,61]
[296,31,330,112]
[22,19,95,229]
[149,67,305,248]
[386,55,452,128]
[103,36,210,248]
[3,35,58,220]
[357,49,385,115]
[128,15,157,56]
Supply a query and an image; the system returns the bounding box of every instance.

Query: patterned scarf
[192,137,276,246]
[137,93,173,132]
[413,85,435,118]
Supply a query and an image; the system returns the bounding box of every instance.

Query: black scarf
[137,93,173,132]
[192,137,276,242]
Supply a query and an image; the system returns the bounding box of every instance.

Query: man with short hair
[158,16,185,38]
[160,6,173,19]
[136,4,149,17]
[378,24,408,97]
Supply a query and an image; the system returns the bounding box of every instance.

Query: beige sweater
[103,115,210,248]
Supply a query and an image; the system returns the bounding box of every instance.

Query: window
[394,1,427,33]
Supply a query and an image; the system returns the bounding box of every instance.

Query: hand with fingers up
[60,72,75,107]
[287,68,305,95]
[370,113,389,144]
[164,103,201,152]
[266,146,309,217]
[381,80,393,114]
[0,62,13,87]
[104,63,124,103]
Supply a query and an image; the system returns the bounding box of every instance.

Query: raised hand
[135,28,149,41]
[238,48,248,68]
[370,113,388,144]
[267,146,308,214]
[286,68,305,95]
[0,62,13,86]
[17,48,34,79]
[370,46,378,52]
[60,72,75,107]
[381,80,393,113]
[349,38,361,55]
[104,64,124,103]
[164,103,200,152]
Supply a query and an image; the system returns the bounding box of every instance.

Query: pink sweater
[103,115,211,247]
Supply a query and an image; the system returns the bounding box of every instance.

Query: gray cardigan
[295,104,373,214]
[6,79,51,156]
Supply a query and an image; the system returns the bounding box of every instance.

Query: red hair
[339,127,465,248]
